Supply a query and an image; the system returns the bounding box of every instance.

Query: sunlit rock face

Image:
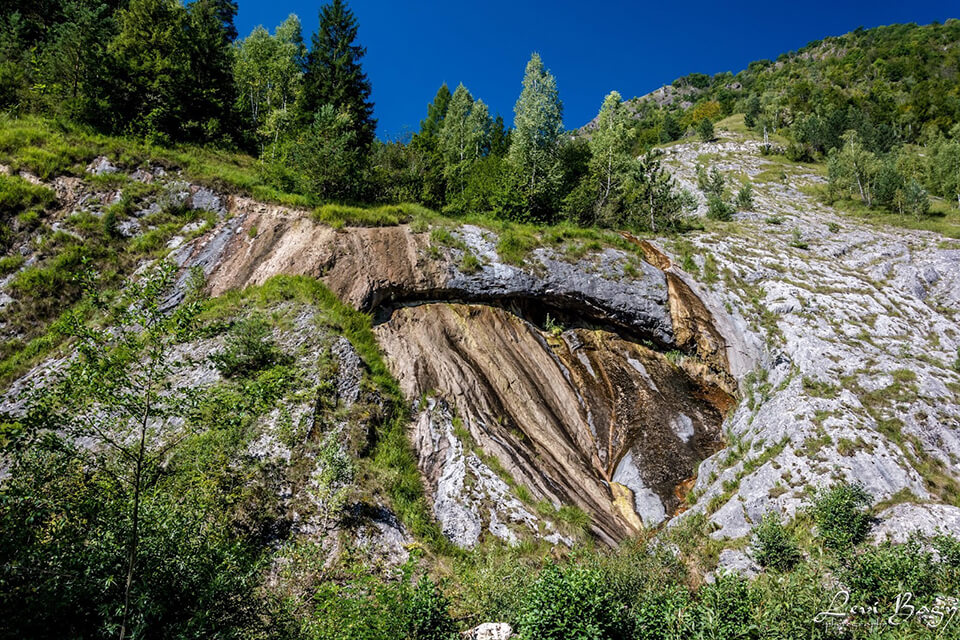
[374,301,727,545]
[171,202,738,547]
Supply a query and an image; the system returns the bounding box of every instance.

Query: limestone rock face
[169,202,736,547]
[661,136,960,541]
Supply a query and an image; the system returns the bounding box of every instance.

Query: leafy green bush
[406,576,457,640]
[310,565,456,640]
[694,573,758,640]
[707,195,734,221]
[698,118,715,142]
[752,512,801,571]
[632,584,694,640]
[736,183,754,210]
[839,536,939,607]
[516,563,630,640]
[811,481,873,553]
[211,313,291,378]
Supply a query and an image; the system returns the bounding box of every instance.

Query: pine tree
[411,83,452,207]
[490,114,509,157]
[418,83,451,140]
[697,117,715,142]
[184,0,238,142]
[301,0,375,152]
[108,0,190,143]
[39,0,113,119]
[508,53,564,220]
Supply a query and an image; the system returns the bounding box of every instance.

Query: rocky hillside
[5,120,960,638]
[6,123,960,555]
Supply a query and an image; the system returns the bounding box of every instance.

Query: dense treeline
[0,0,695,230]
[5,1,957,226]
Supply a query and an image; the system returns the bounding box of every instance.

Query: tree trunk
[119,391,153,640]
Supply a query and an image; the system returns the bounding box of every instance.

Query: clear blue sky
[235,0,957,139]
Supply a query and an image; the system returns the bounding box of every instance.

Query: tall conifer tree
[301,0,375,151]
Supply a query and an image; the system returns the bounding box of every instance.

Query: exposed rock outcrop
[168,203,737,546]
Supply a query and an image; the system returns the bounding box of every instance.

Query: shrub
[211,314,291,378]
[736,183,754,210]
[694,573,757,640]
[752,512,801,571]
[810,482,873,553]
[788,227,808,249]
[406,576,457,640]
[707,196,734,221]
[516,563,629,640]
[698,118,715,142]
[839,536,940,607]
[632,584,694,640]
[697,165,725,198]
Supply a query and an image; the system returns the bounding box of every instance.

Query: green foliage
[694,573,758,639]
[735,182,754,210]
[459,251,482,274]
[0,261,272,638]
[507,53,565,222]
[810,481,873,553]
[752,512,801,571]
[301,0,375,153]
[310,563,456,640]
[233,15,305,155]
[707,195,734,221]
[697,164,726,198]
[516,563,629,640]
[210,312,291,378]
[697,117,715,142]
[407,576,458,640]
[283,104,364,201]
[0,173,56,211]
[839,535,940,607]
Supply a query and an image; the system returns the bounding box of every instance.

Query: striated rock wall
[168,202,739,547]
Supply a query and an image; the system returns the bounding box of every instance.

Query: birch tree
[508,53,564,218]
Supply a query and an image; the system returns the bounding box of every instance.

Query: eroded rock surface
[166,201,736,547]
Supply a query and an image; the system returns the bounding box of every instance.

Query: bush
[406,576,457,640]
[697,164,725,198]
[211,313,291,378]
[632,584,694,640]
[839,536,939,607]
[752,512,801,571]
[698,118,715,142]
[694,573,758,640]
[736,183,754,210]
[707,196,734,221]
[811,482,873,553]
[516,563,630,640]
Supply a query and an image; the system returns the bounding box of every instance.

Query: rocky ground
[660,135,960,541]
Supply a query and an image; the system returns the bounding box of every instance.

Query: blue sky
[235,0,957,139]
